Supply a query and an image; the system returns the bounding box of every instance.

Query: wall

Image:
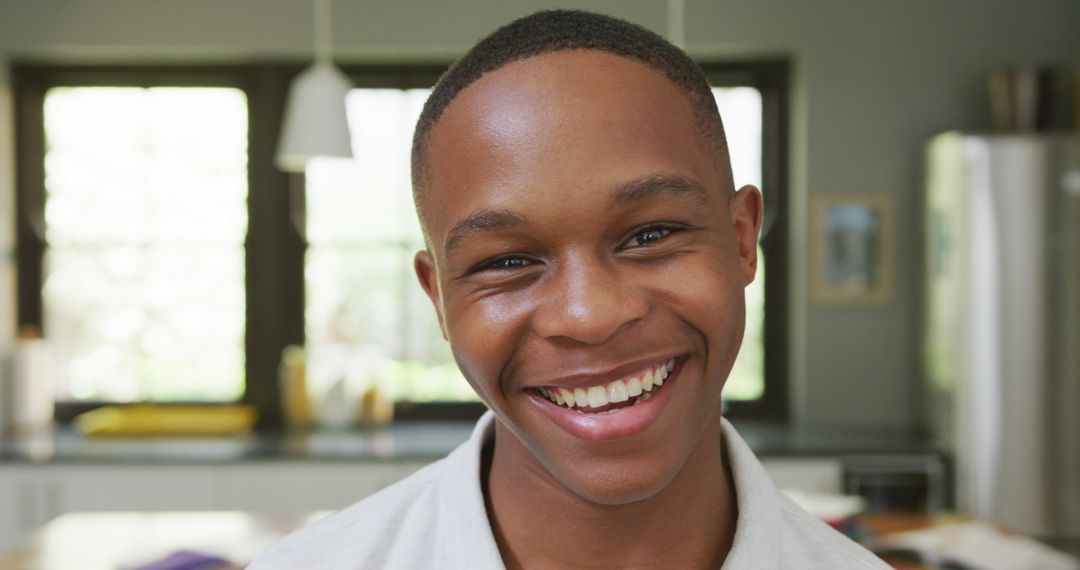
[0,0,1077,433]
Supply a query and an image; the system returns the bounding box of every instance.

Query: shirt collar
[440,412,783,570]
[719,417,783,569]
[435,411,504,569]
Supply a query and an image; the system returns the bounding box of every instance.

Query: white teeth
[574,388,588,406]
[642,368,655,391]
[587,386,607,408]
[607,379,629,403]
[537,358,679,410]
[655,360,673,386]
[559,388,575,407]
[626,375,643,397]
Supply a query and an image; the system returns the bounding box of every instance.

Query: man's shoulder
[776,493,890,569]
[248,459,447,570]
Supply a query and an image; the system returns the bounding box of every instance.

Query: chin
[542,441,696,507]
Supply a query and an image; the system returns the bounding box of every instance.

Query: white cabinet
[0,469,27,552]
[0,460,432,552]
[220,462,426,512]
[52,466,221,513]
[0,467,57,552]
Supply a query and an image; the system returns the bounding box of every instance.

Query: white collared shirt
[251,412,889,569]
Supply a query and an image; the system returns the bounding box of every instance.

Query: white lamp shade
[275,61,354,172]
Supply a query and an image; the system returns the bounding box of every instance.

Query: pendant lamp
[276,0,353,172]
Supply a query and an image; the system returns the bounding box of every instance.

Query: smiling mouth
[534,358,676,415]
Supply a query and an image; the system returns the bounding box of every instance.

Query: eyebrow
[443,208,527,256]
[610,174,710,207]
[441,174,709,256]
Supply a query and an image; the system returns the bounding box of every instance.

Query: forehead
[422,50,721,246]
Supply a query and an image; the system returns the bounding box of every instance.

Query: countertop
[0,419,945,465]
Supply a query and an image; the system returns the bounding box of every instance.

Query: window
[14,61,788,426]
[41,86,248,403]
[14,65,303,425]
[713,86,764,402]
[703,62,790,421]
[304,87,474,406]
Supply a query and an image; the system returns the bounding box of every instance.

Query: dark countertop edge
[0,422,948,466]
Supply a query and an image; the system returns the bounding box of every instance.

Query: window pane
[713,87,764,401]
[306,89,427,245]
[43,86,248,402]
[306,88,475,402]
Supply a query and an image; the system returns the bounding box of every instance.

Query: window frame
[12,63,305,427]
[12,59,789,428]
[699,60,791,423]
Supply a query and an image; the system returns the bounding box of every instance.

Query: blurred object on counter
[304,343,399,429]
[315,378,352,430]
[988,66,1073,132]
[783,489,866,536]
[356,382,393,426]
[73,404,257,437]
[278,345,313,430]
[0,326,58,436]
[871,522,1080,570]
[129,549,237,570]
[0,511,323,570]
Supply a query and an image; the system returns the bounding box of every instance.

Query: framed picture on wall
[810,193,894,304]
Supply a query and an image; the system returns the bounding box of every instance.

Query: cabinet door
[0,467,51,552]
[0,469,25,552]
[221,462,429,512]
[48,466,221,513]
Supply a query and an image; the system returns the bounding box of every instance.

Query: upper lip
[523,354,682,390]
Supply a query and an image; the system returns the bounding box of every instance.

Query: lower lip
[529,358,685,442]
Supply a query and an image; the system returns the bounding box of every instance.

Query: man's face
[415,50,762,504]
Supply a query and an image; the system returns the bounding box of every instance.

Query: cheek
[442,294,536,403]
[650,253,746,356]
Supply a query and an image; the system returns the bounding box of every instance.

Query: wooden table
[0,511,329,570]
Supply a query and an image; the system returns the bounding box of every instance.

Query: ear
[414,250,449,340]
[730,185,764,285]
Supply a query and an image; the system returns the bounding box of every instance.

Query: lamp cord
[314,0,333,65]
[667,0,685,49]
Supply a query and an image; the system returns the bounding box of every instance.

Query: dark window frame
[700,60,791,423]
[12,63,305,428]
[12,59,789,429]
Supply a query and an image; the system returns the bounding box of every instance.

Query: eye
[479,256,533,272]
[624,225,678,248]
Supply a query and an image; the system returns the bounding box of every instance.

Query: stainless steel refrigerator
[924,132,1080,538]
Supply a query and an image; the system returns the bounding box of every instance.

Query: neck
[483,412,737,570]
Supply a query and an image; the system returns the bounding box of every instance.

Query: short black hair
[411,9,727,227]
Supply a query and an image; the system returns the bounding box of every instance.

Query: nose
[532,252,648,345]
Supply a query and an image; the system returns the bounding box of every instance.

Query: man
[252,10,887,569]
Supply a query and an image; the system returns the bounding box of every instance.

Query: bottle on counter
[1,325,57,436]
[279,345,314,431]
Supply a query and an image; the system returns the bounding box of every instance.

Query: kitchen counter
[0,420,952,552]
[0,422,476,464]
[0,419,945,465]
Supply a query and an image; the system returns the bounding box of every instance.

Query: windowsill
[0,420,944,465]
